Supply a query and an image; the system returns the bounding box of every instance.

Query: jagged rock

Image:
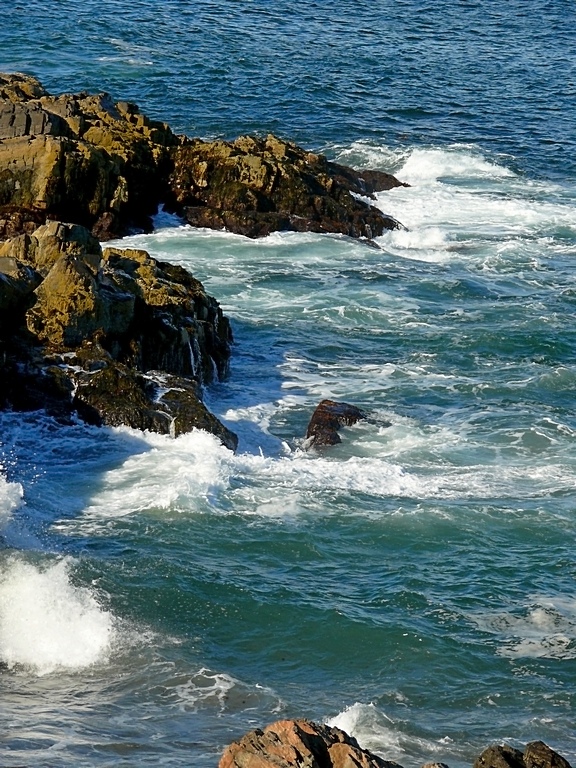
[219,719,402,768]
[0,205,45,239]
[305,399,367,447]
[421,763,451,768]
[169,134,404,239]
[0,73,405,241]
[524,742,572,768]
[0,221,236,449]
[55,347,238,450]
[474,745,526,768]
[474,743,571,768]
[100,246,231,381]
[0,73,177,239]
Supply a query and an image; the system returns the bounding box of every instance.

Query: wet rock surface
[0,73,405,242]
[0,220,237,450]
[474,743,572,768]
[305,399,367,447]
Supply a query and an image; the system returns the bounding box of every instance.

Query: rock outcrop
[220,722,573,768]
[0,220,237,450]
[169,134,405,238]
[0,72,178,240]
[305,399,367,447]
[219,719,401,768]
[0,73,405,242]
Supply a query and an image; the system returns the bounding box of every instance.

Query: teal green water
[1,2,576,767]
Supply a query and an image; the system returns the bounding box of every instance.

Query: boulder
[474,743,571,768]
[169,134,405,239]
[524,742,572,768]
[219,719,401,768]
[0,256,41,315]
[0,221,237,449]
[305,399,367,447]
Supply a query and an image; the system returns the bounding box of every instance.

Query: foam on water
[327,702,449,766]
[0,557,116,675]
[80,427,233,519]
[172,668,283,714]
[329,143,576,265]
[473,597,576,660]
[327,702,404,761]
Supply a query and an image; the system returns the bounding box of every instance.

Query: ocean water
[1,2,576,767]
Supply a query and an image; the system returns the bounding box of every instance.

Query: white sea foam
[0,557,116,674]
[398,146,516,184]
[172,667,283,713]
[328,144,576,266]
[327,702,448,764]
[80,427,233,519]
[473,597,576,660]
[0,472,24,530]
[46,411,576,530]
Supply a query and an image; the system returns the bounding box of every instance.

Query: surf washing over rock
[1,2,576,767]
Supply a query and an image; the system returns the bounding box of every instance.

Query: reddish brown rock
[219,719,401,768]
[305,399,367,447]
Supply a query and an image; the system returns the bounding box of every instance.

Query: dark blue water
[1,3,576,768]
[2,0,576,178]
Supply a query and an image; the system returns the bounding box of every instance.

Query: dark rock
[169,134,403,239]
[0,205,46,239]
[0,74,405,242]
[219,719,402,768]
[66,351,238,451]
[0,73,178,240]
[421,763,451,768]
[474,745,526,768]
[0,256,41,315]
[524,742,572,768]
[305,399,367,447]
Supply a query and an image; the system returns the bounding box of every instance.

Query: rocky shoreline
[0,72,405,441]
[0,72,405,242]
[0,76,572,767]
[0,219,237,449]
[219,719,572,768]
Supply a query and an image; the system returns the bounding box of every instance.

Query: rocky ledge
[0,220,237,450]
[220,720,572,768]
[0,72,405,241]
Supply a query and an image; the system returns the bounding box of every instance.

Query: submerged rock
[305,398,367,447]
[0,221,237,450]
[219,719,402,768]
[0,73,405,241]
